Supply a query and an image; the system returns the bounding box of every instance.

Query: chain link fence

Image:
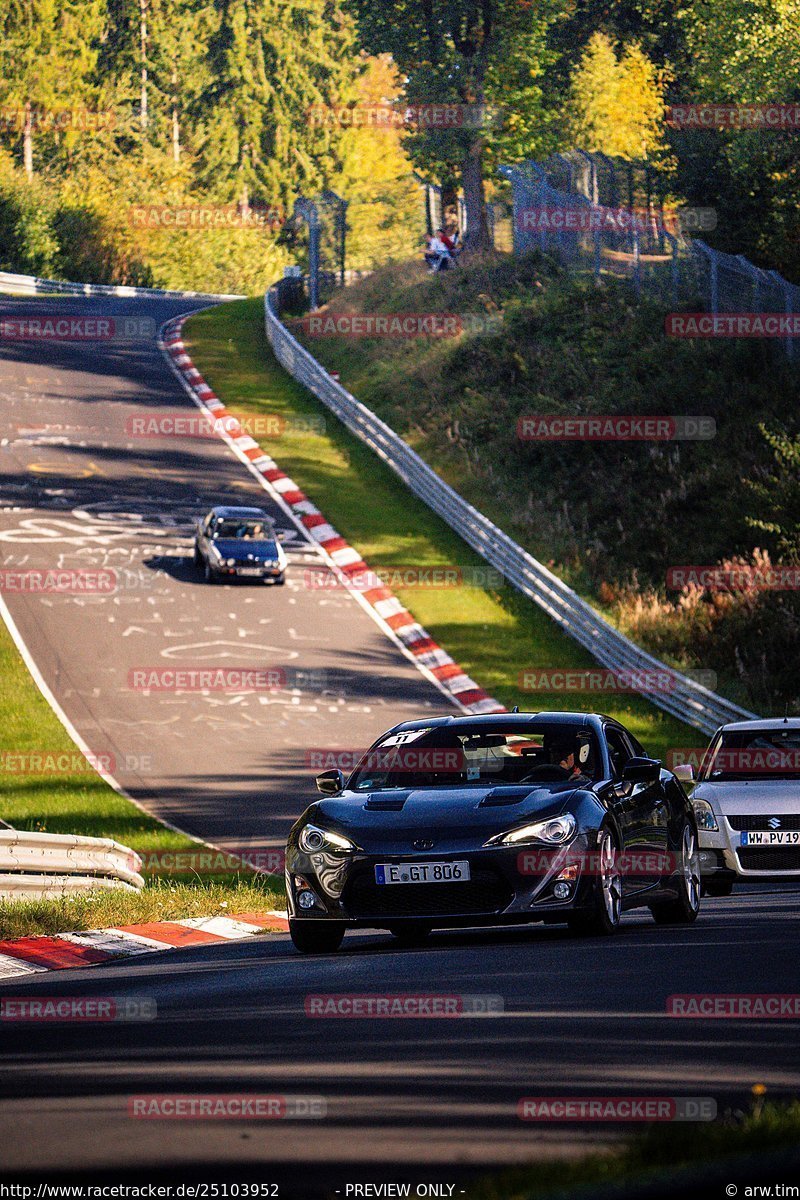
[289,190,348,310]
[500,150,799,361]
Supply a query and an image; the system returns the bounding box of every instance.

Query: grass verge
[0,879,280,940]
[464,1101,800,1199]
[0,616,282,937]
[184,299,701,764]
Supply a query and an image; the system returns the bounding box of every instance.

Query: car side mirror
[673,763,694,786]
[316,769,345,795]
[622,757,661,785]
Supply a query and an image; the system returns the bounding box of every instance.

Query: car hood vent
[479,786,535,807]
[364,794,408,811]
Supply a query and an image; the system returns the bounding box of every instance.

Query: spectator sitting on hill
[424,231,452,272]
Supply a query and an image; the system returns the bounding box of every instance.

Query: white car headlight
[692,798,718,832]
[299,823,357,854]
[486,813,577,847]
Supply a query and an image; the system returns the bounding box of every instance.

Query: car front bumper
[699,817,800,879]
[285,835,608,927]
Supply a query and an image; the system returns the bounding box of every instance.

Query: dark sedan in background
[285,711,701,952]
[194,505,287,584]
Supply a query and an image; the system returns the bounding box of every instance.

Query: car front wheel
[289,919,345,954]
[568,826,622,937]
[650,822,701,925]
[203,560,218,584]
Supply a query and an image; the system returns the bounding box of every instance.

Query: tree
[675,0,800,277]
[196,0,357,212]
[332,54,424,268]
[346,0,563,252]
[567,32,667,160]
[0,0,103,178]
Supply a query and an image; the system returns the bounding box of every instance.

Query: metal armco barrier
[264,281,756,735]
[0,829,144,899]
[0,270,244,302]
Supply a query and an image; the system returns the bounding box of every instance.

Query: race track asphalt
[1,295,799,1191]
[0,294,452,853]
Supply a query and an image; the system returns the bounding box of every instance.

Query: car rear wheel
[650,822,701,925]
[289,919,345,954]
[568,826,621,936]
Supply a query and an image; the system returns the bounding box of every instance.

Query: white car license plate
[238,567,263,576]
[741,830,800,846]
[375,861,471,885]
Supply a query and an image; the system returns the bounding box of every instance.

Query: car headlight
[226,558,237,567]
[486,813,577,847]
[692,799,718,832]
[298,823,357,853]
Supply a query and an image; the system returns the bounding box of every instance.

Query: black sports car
[285,711,701,952]
[194,505,287,584]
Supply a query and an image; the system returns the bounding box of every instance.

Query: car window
[605,728,633,779]
[349,722,602,790]
[700,728,800,781]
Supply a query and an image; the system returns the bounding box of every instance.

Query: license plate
[238,567,263,576]
[375,861,471,885]
[741,830,800,846]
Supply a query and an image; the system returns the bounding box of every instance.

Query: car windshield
[349,721,601,790]
[213,519,272,540]
[700,729,800,781]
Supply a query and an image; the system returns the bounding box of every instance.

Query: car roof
[210,506,272,519]
[719,717,800,733]
[388,711,614,733]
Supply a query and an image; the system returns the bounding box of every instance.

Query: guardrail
[264,280,757,736]
[0,830,144,900]
[0,270,244,302]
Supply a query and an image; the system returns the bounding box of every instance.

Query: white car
[689,718,800,896]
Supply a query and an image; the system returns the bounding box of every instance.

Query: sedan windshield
[213,519,273,540]
[700,729,800,781]
[349,721,601,790]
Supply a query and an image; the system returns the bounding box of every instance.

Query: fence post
[768,270,794,362]
[632,226,641,296]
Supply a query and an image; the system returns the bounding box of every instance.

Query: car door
[605,725,666,893]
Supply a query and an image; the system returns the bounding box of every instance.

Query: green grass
[0,879,281,939]
[184,299,701,763]
[0,615,283,936]
[463,1101,800,1199]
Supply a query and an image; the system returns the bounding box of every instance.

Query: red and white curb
[160,317,504,717]
[0,910,289,980]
